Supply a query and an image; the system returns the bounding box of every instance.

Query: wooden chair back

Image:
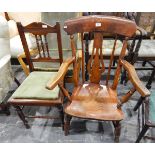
[17,22,63,72]
[64,15,136,88]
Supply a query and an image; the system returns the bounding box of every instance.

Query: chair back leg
[64,114,72,136]
[113,121,121,143]
[136,125,149,143]
[14,106,30,129]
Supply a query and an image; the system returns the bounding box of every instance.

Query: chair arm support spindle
[120,60,150,97]
[46,57,75,90]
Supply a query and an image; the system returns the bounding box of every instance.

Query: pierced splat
[87,32,105,84]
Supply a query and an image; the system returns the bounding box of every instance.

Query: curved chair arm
[136,26,147,37]
[120,60,150,97]
[46,57,75,90]
[17,49,38,76]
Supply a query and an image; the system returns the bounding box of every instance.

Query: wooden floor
[0,63,155,143]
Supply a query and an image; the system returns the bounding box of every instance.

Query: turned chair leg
[14,106,30,129]
[113,121,121,143]
[136,125,149,143]
[64,114,72,136]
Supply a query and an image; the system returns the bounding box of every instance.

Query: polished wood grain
[48,15,149,142]
[64,15,136,37]
[120,60,150,97]
[46,57,75,90]
[65,83,124,121]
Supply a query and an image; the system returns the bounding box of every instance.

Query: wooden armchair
[46,15,150,142]
[8,22,66,129]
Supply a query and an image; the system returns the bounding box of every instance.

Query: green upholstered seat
[149,90,155,124]
[12,71,60,100]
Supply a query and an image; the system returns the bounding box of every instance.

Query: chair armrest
[46,57,75,90]
[17,49,38,76]
[136,26,147,37]
[120,60,150,97]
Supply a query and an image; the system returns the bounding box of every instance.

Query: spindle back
[17,22,63,72]
[64,15,136,88]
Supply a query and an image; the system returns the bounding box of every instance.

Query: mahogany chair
[17,23,81,84]
[46,16,150,142]
[8,22,66,129]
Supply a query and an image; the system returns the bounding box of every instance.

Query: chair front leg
[14,105,30,129]
[64,114,72,136]
[113,121,121,143]
[58,105,64,131]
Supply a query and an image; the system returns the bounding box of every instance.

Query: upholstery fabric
[0,55,13,103]
[0,16,9,38]
[7,12,41,26]
[8,20,18,38]
[12,72,60,100]
[88,40,128,56]
[137,40,155,57]
[10,34,37,58]
[0,16,13,103]
[149,90,155,124]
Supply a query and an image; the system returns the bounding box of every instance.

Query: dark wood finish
[4,12,10,21]
[17,22,63,72]
[136,96,155,142]
[120,60,150,97]
[121,18,155,85]
[47,16,149,142]
[8,22,65,129]
[134,63,155,142]
[64,16,136,37]
[134,62,155,111]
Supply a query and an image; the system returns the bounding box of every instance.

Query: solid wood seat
[65,83,124,121]
[47,15,150,142]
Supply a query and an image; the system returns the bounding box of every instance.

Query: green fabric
[149,90,155,123]
[12,72,59,100]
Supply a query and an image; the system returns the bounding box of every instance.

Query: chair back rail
[63,15,136,89]
[17,22,63,72]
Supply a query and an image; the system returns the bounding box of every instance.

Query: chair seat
[65,83,124,121]
[88,40,128,56]
[11,71,60,100]
[149,90,155,124]
[137,40,155,57]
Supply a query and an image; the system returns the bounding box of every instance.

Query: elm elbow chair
[46,15,150,142]
[8,22,66,129]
